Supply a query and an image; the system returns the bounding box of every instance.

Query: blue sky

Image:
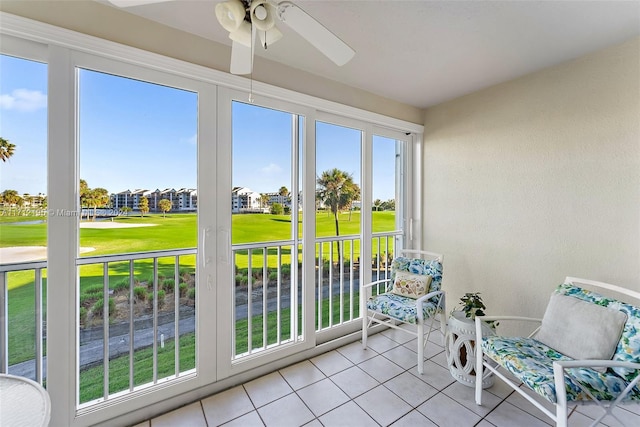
[1,54,396,200]
[0,55,48,195]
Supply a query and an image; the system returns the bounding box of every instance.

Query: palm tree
[1,189,21,206]
[158,199,172,217]
[93,188,110,220]
[138,196,149,217]
[316,168,361,257]
[0,137,16,162]
[80,179,89,220]
[278,186,290,215]
[260,193,270,210]
[84,188,109,221]
[347,184,361,221]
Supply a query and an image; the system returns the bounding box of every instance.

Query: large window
[77,69,198,405]
[0,53,48,383]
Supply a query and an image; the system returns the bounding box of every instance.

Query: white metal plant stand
[446,310,494,388]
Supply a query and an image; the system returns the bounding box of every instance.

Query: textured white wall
[422,37,640,320]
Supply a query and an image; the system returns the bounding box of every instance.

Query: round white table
[445,310,495,388]
[0,374,51,427]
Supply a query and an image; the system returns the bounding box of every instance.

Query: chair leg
[556,401,568,427]
[475,352,483,405]
[475,321,484,405]
[417,323,424,375]
[362,312,368,350]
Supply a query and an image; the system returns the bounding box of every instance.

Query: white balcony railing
[76,248,197,406]
[2,230,403,404]
[0,260,47,383]
[231,230,403,359]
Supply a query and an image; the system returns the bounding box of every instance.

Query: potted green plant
[445,292,496,388]
[457,292,498,328]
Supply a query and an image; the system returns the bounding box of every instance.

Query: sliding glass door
[76,67,200,405]
[216,89,315,377]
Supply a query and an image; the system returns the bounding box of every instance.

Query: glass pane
[77,69,197,404]
[0,54,48,383]
[315,122,362,239]
[372,135,402,273]
[315,121,362,329]
[231,101,302,358]
[232,101,293,243]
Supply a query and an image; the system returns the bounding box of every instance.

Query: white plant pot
[445,310,494,388]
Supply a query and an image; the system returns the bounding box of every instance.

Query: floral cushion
[389,256,443,293]
[366,293,438,324]
[556,284,640,382]
[482,336,640,403]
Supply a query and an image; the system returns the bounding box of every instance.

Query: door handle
[218,227,230,264]
[202,226,212,265]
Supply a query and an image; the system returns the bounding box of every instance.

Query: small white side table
[445,311,494,388]
[0,374,51,427]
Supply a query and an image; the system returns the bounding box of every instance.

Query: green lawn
[2,211,397,290]
[1,211,396,250]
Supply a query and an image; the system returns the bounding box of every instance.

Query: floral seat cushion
[366,293,438,324]
[482,336,640,403]
[367,255,443,324]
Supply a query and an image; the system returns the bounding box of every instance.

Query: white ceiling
[102,0,640,109]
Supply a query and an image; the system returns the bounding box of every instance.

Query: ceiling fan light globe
[215,0,246,33]
[250,0,275,31]
[254,5,267,20]
[229,21,253,48]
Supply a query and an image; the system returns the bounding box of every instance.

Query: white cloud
[261,163,282,174]
[0,89,47,112]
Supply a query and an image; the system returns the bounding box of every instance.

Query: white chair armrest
[362,279,391,289]
[476,315,542,323]
[553,359,640,371]
[415,289,444,304]
[415,290,445,322]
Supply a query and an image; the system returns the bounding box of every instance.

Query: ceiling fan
[108,0,355,75]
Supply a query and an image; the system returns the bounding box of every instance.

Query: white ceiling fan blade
[108,0,172,7]
[230,41,252,75]
[230,27,256,75]
[277,1,355,66]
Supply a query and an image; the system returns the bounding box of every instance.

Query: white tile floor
[137,327,640,427]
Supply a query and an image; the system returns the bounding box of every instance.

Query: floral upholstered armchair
[475,277,640,427]
[362,250,445,375]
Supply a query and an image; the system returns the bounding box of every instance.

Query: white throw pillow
[535,293,627,362]
[391,271,432,299]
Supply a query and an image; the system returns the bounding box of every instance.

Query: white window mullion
[197,82,218,382]
[409,133,423,249]
[47,44,79,427]
[301,107,316,345]
[360,125,373,301]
